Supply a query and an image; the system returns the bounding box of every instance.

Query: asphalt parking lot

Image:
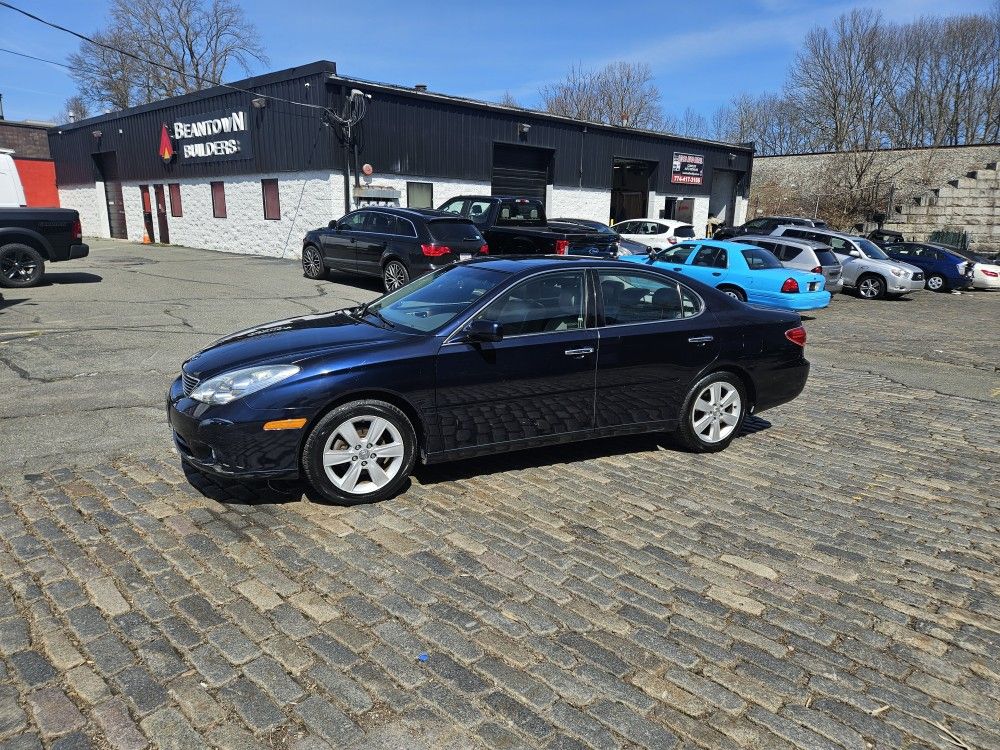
[0,238,998,749]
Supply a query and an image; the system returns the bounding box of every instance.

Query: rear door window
[599,272,703,325]
[692,246,727,268]
[367,212,397,234]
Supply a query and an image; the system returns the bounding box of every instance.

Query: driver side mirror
[463,319,504,343]
[848,249,861,258]
[328,220,339,230]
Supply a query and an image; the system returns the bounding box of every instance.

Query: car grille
[182,371,199,396]
[912,272,924,281]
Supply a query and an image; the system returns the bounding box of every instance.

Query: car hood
[182,310,412,379]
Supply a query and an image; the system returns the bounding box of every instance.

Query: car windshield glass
[496,199,545,225]
[363,265,506,333]
[857,239,890,260]
[674,225,696,238]
[428,220,483,243]
[741,247,782,269]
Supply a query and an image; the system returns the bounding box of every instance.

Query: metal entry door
[93,152,128,239]
[154,184,169,244]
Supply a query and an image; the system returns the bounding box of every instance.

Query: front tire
[675,372,747,453]
[925,273,947,292]
[0,244,45,288]
[302,400,417,505]
[383,260,409,292]
[856,274,886,300]
[302,245,326,279]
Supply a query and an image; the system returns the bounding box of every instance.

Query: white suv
[771,226,924,300]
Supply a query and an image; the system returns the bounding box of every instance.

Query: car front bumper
[166,376,303,479]
[887,276,924,294]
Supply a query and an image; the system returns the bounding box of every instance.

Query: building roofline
[0,119,55,129]
[49,59,752,154]
[50,61,338,132]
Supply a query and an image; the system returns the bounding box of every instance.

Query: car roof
[774,225,863,241]
[355,206,470,221]
[461,255,646,274]
[677,239,757,251]
[618,218,692,228]
[741,234,830,250]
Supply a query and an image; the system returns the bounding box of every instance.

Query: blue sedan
[883,242,974,292]
[622,239,831,312]
[169,256,811,505]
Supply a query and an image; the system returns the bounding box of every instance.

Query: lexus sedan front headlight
[190,365,300,405]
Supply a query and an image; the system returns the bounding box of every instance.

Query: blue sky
[0,0,993,123]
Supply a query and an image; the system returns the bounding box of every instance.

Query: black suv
[714,215,824,240]
[302,208,487,291]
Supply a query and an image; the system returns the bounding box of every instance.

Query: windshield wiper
[357,301,395,328]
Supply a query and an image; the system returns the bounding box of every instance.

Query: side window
[397,217,417,238]
[692,246,727,269]
[599,272,703,325]
[367,212,396,234]
[892,244,913,256]
[784,228,808,240]
[652,223,669,235]
[827,237,849,252]
[467,200,492,227]
[340,211,368,230]
[744,218,767,230]
[659,243,697,263]
[440,199,466,215]
[477,271,585,336]
[615,221,635,234]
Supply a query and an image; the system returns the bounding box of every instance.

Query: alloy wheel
[858,277,882,299]
[302,247,322,277]
[691,381,742,444]
[384,262,407,292]
[321,416,405,495]
[926,274,945,291]
[1,249,38,282]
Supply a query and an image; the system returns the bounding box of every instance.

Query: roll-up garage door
[491,144,552,200]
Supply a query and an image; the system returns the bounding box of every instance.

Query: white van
[0,150,27,208]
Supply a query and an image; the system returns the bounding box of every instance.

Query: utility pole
[0,93,5,121]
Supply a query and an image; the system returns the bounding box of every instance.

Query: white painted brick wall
[119,171,343,258]
[549,187,611,223]
[58,185,105,239]
[355,174,491,210]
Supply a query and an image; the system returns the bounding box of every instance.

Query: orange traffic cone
[142,231,151,244]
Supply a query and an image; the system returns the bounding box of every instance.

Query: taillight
[72,219,82,240]
[785,326,807,346]
[479,244,489,255]
[554,239,569,255]
[780,278,800,293]
[421,244,451,257]
[810,266,822,274]
[983,269,999,277]
[667,237,678,244]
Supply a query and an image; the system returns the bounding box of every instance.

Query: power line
[0,46,72,69]
[0,0,333,114]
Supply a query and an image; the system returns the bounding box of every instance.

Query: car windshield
[361,265,507,333]
[741,247,783,269]
[857,239,890,260]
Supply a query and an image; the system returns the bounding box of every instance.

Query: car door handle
[350,238,357,244]
[688,336,714,344]
[711,272,722,276]
[673,267,682,271]
[564,347,594,356]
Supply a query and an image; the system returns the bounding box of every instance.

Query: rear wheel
[302,245,326,279]
[718,285,746,302]
[302,400,417,505]
[925,273,947,292]
[857,274,886,300]
[383,260,409,292]
[0,244,45,288]
[675,372,747,453]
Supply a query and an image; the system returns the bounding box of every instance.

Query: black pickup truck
[437,196,615,256]
[0,208,89,288]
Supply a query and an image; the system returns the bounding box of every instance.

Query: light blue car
[621,239,831,312]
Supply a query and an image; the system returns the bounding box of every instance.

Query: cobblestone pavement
[1,240,999,749]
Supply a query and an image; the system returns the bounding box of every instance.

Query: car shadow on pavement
[0,296,30,311]
[37,272,103,285]
[180,462,307,505]
[415,416,772,486]
[327,274,383,293]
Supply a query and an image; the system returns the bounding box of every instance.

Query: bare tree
[497,91,522,108]
[68,0,267,110]
[57,95,91,123]
[541,61,662,129]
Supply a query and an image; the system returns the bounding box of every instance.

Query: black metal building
[48,60,753,247]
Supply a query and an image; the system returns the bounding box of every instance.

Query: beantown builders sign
[169,110,252,163]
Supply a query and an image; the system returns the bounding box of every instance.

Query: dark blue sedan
[168,257,810,504]
[884,242,974,292]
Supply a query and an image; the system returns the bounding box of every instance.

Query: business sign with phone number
[671,152,704,185]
